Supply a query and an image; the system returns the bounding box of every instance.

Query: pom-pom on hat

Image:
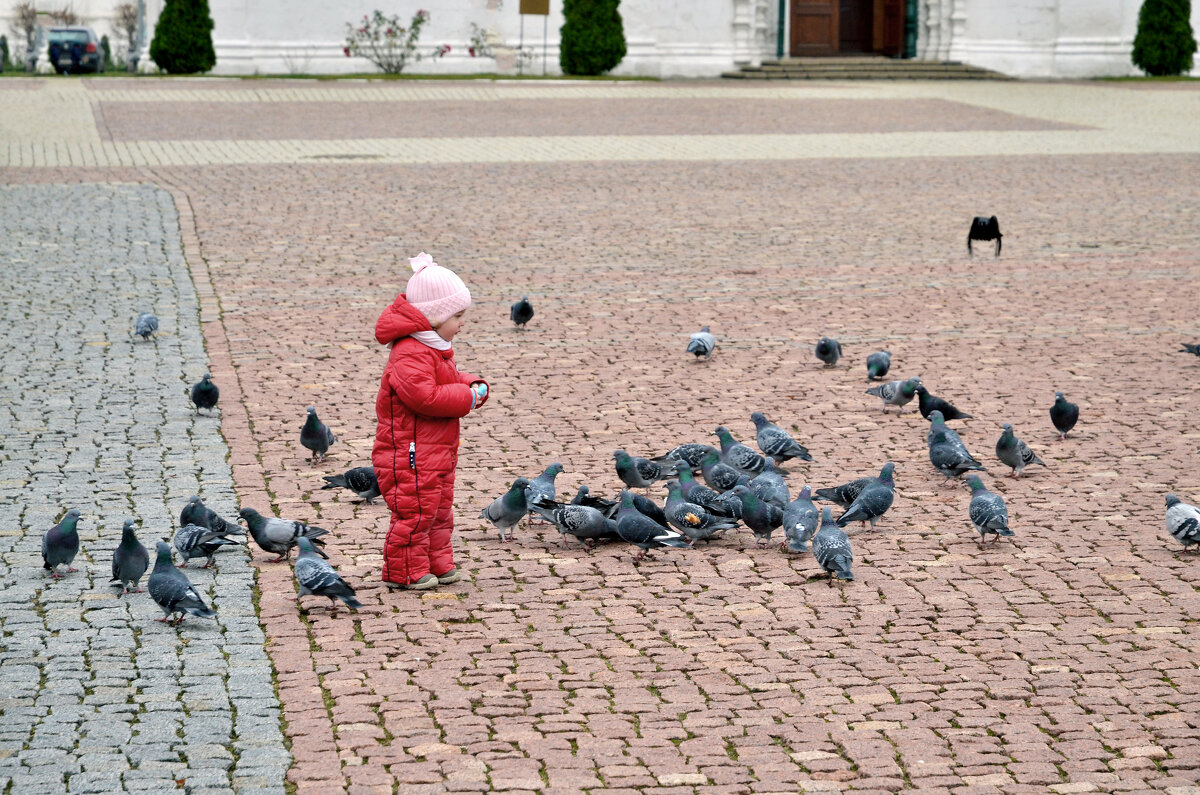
[405,252,471,326]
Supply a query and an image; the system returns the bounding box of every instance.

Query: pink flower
[417,9,428,20]
[385,28,393,35]
[343,46,350,56]
[468,46,475,57]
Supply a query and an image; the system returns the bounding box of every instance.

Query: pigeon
[782,485,819,553]
[189,373,219,415]
[238,507,329,562]
[814,478,871,509]
[480,477,532,541]
[1165,494,1200,553]
[134,311,159,340]
[710,482,747,521]
[928,411,987,482]
[321,466,381,503]
[569,485,619,518]
[173,523,240,568]
[676,462,738,518]
[836,462,896,529]
[916,385,973,422]
[630,491,670,528]
[699,449,741,492]
[967,215,1002,257]
[732,484,784,546]
[714,425,772,476]
[294,537,363,615]
[110,518,149,594]
[750,412,812,463]
[812,507,854,584]
[749,458,789,509]
[42,509,81,578]
[510,296,534,328]
[652,443,719,470]
[528,496,619,550]
[1181,343,1200,358]
[1050,391,1079,440]
[614,449,676,492]
[663,481,738,544]
[866,350,891,381]
[614,490,690,561]
[966,476,1014,546]
[815,337,842,367]
[300,406,336,463]
[686,326,716,361]
[179,496,242,538]
[865,376,921,414]
[524,463,564,509]
[148,541,217,624]
[995,423,1045,477]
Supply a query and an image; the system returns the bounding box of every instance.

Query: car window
[49,31,90,44]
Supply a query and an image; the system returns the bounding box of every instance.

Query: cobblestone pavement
[4,77,1200,793]
[0,184,289,793]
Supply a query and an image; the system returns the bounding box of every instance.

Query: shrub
[560,0,626,76]
[149,0,216,74]
[0,35,9,72]
[1132,0,1197,76]
[344,9,448,74]
[100,34,112,71]
[114,1,139,68]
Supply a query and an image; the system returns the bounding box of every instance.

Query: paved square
[3,76,1200,793]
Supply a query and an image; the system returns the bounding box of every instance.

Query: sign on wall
[519,0,550,14]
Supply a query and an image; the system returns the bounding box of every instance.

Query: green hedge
[149,0,216,74]
[1132,0,1197,76]
[560,0,626,76]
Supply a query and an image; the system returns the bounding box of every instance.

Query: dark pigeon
[866,350,891,381]
[686,326,716,361]
[322,466,381,503]
[916,385,973,422]
[134,311,158,340]
[749,458,789,509]
[865,376,921,414]
[782,485,819,553]
[814,478,871,509]
[528,495,619,550]
[750,412,812,463]
[928,411,986,482]
[631,492,669,529]
[110,518,149,594]
[699,449,741,493]
[238,507,329,562]
[148,541,217,624]
[652,443,718,470]
[294,536,363,615]
[1050,391,1079,440]
[614,490,690,561]
[481,477,531,541]
[569,485,619,518]
[1165,494,1200,553]
[812,507,854,583]
[836,462,896,529]
[511,296,534,328]
[663,481,738,544]
[966,476,1014,546]
[815,337,842,367]
[1181,343,1200,358]
[614,449,675,492]
[967,215,1002,257]
[676,462,738,518]
[174,522,240,569]
[995,423,1045,477]
[714,425,772,476]
[732,484,784,546]
[300,406,336,463]
[180,496,242,539]
[42,509,81,578]
[189,373,219,414]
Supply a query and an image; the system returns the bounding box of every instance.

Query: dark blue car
[48,27,106,74]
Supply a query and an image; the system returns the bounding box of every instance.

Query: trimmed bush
[149,0,216,74]
[1132,0,1197,76]
[560,0,626,76]
[0,35,9,72]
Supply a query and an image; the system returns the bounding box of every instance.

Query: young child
[372,252,489,589]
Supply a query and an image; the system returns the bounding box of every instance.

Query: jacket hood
[376,293,433,345]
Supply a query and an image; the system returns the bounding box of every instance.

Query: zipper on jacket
[408,441,416,471]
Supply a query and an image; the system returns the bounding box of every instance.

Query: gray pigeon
[749,458,790,509]
[238,507,329,562]
[814,478,871,509]
[812,507,854,584]
[1165,494,1200,553]
[836,462,896,529]
[510,296,534,328]
[995,423,1045,477]
[732,484,784,546]
[966,476,1014,546]
[782,485,819,553]
[134,311,158,340]
[189,373,219,414]
[663,481,738,544]
[110,518,149,594]
[714,425,771,475]
[676,462,738,518]
[865,376,921,414]
[173,522,240,568]
[614,490,690,561]
[929,411,986,482]
[300,406,336,463]
[614,449,675,492]
[652,443,719,470]
[42,509,81,578]
[710,480,747,521]
[699,449,741,492]
[686,326,716,361]
[480,477,532,541]
[815,337,842,366]
[180,495,242,538]
[321,466,381,503]
[148,541,217,624]
[865,350,891,381]
[750,412,812,463]
[294,537,363,615]
[524,463,564,509]
[528,495,620,550]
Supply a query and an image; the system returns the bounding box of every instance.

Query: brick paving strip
[0,184,290,793]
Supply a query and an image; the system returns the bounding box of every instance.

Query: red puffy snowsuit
[372,295,487,586]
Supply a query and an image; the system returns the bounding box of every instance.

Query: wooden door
[790,0,838,56]
[839,0,871,53]
[874,0,904,55]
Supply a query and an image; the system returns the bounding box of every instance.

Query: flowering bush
[344,9,448,74]
[467,22,534,69]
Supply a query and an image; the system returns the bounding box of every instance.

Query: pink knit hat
[405,252,471,326]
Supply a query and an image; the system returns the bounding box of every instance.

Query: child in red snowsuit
[372,252,489,589]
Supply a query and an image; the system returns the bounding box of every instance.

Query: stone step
[722,58,1008,80]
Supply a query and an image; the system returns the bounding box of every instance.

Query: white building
[2,0,1197,79]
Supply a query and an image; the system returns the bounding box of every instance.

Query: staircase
[722,56,1009,80]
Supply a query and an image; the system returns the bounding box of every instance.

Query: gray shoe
[435,568,462,584]
[403,574,439,590]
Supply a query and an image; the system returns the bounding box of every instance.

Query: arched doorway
[789,0,903,57]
